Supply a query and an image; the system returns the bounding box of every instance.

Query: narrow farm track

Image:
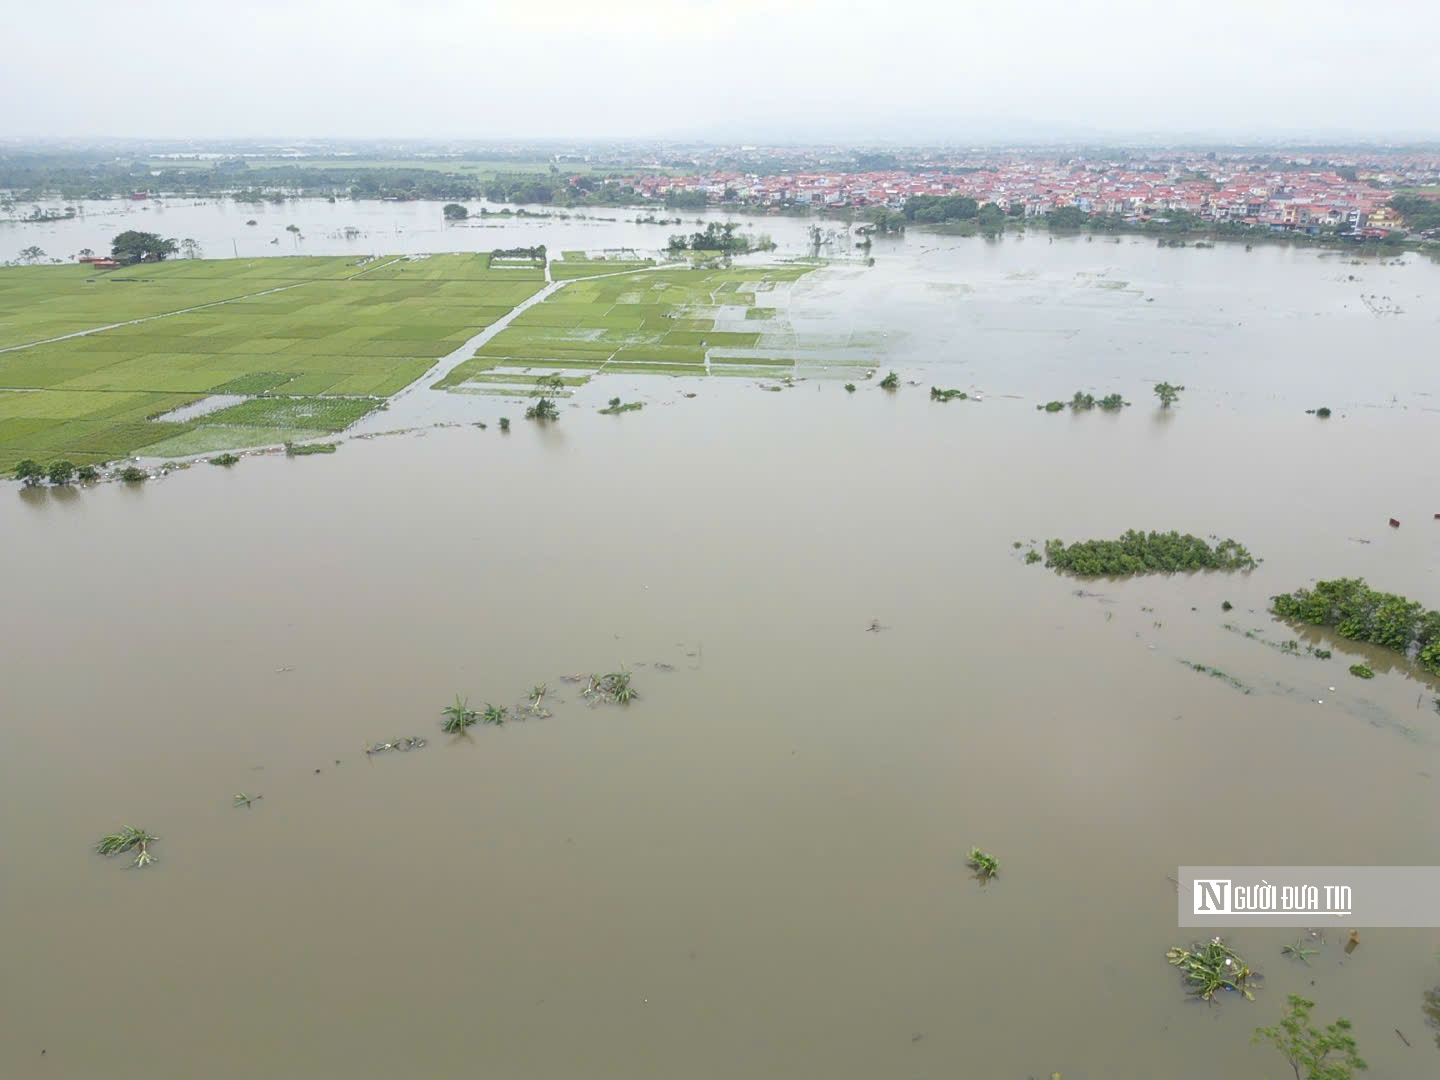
[359,261,673,431]
[0,281,314,356]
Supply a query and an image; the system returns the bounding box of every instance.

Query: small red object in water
[1389,518,1400,528]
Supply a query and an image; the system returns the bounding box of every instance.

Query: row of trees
[14,459,98,485]
[1043,530,1258,576]
[1271,577,1440,674]
[666,221,752,253]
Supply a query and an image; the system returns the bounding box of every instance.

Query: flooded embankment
[2,226,1439,1079]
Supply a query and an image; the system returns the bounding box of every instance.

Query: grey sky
[5,0,1439,141]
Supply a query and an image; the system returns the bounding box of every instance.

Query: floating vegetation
[583,668,638,705]
[1222,600,1234,611]
[365,736,427,754]
[232,792,262,808]
[930,387,968,402]
[499,417,510,431]
[1183,660,1253,694]
[1282,939,1319,966]
[879,371,899,390]
[440,695,479,734]
[1037,400,1066,412]
[1024,550,1042,564]
[522,684,552,719]
[96,826,158,869]
[844,383,856,392]
[208,453,240,466]
[1222,623,1332,662]
[1272,578,1440,677]
[482,703,509,726]
[1311,407,1333,418]
[599,397,644,415]
[285,442,337,456]
[1167,937,1256,1000]
[1349,664,1375,679]
[967,847,1000,880]
[1044,530,1257,575]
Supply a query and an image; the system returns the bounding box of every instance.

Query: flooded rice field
[3,208,1440,1078]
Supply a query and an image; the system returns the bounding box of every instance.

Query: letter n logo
[1193,879,1231,914]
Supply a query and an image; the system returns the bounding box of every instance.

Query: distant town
[3,140,1440,242]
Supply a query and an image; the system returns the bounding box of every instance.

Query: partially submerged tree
[13,459,44,486]
[442,203,469,221]
[525,374,563,421]
[1154,381,1185,408]
[111,230,178,263]
[46,460,76,485]
[1252,994,1367,1079]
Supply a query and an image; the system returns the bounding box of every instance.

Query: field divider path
[377,262,679,423]
[0,281,314,355]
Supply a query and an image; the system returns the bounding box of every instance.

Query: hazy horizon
[4,0,1440,143]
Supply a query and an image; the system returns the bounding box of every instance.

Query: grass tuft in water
[879,371,899,391]
[482,703,509,726]
[96,825,158,868]
[584,668,638,705]
[967,847,1000,879]
[441,695,479,733]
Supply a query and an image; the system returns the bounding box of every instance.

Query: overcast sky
[5,0,1439,142]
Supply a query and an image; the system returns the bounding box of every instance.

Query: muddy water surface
[3,234,1440,1079]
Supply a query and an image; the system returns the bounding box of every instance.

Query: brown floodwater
[3,232,1440,1079]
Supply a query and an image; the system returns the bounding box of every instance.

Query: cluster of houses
[616,156,1428,236]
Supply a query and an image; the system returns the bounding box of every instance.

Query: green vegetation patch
[0,255,544,465]
[195,396,381,432]
[135,425,331,458]
[1044,530,1257,576]
[1272,578,1440,677]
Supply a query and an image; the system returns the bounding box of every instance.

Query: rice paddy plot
[0,254,545,466]
[436,265,823,391]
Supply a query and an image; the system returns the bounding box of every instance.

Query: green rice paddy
[436,263,860,393]
[0,253,544,470]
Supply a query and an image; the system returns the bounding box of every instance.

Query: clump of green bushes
[879,371,900,390]
[930,387,968,402]
[599,397,644,415]
[1043,530,1257,576]
[1037,400,1066,412]
[1271,578,1440,676]
[1098,393,1127,410]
